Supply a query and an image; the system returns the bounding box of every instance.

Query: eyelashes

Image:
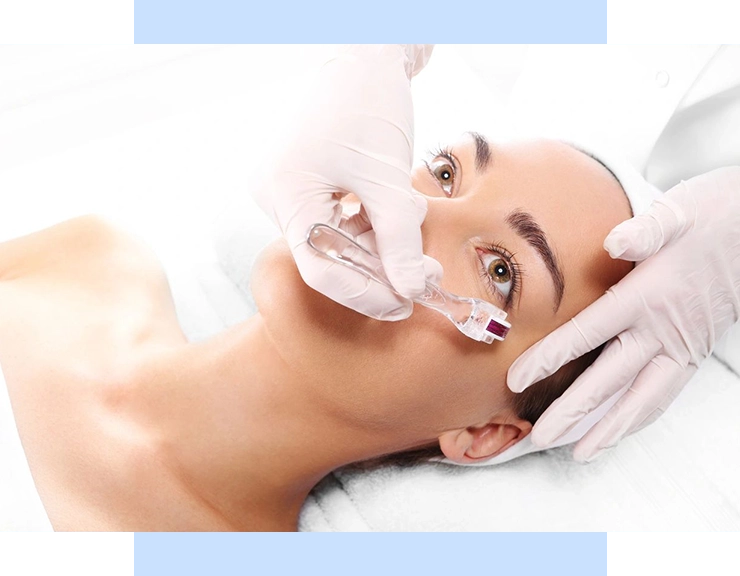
[424,146,459,197]
[429,145,456,166]
[477,243,523,309]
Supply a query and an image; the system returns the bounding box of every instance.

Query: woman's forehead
[470,138,629,215]
[468,138,632,309]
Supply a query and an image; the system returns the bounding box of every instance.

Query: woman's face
[253,136,632,458]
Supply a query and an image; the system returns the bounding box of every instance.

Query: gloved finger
[358,181,427,300]
[281,182,345,253]
[355,228,378,253]
[572,355,694,462]
[340,205,372,237]
[603,195,688,261]
[422,254,444,285]
[410,191,429,223]
[402,44,435,78]
[353,229,444,287]
[530,332,661,447]
[292,241,412,321]
[340,193,427,238]
[507,288,639,393]
[626,362,696,437]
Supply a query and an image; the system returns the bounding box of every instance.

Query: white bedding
[2,45,739,532]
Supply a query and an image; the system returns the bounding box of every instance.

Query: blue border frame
[0,0,740,575]
[134,0,606,43]
[0,533,738,576]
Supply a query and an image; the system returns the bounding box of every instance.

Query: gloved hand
[507,166,740,462]
[253,44,442,321]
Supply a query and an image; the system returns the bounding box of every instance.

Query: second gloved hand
[252,45,442,320]
[506,166,740,461]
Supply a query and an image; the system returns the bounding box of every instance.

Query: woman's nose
[411,166,447,200]
[419,195,467,251]
[421,194,464,226]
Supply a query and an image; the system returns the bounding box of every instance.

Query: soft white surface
[2,46,740,532]
[299,355,740,531]
[0,46,332,254]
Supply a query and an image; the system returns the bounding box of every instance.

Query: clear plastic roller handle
[305,223,511,344]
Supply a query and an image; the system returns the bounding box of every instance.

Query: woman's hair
[346,344,605,470]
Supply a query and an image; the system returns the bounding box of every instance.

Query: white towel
[298,356,740,531]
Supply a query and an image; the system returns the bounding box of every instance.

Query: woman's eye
[430,159,455,197]
[479,252,513,299]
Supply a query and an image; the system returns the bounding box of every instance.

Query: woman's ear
[438,418,533,464]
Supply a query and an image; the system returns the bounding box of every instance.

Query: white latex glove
[253,44,442,320]
[507,166,740,462]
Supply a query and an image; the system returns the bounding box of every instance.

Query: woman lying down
[0,133,639,531]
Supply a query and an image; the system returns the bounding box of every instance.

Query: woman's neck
[119,314,395,531]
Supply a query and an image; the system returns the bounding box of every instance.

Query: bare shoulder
[0,214,168,292]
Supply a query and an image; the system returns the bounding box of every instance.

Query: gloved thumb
[603,196,687,261]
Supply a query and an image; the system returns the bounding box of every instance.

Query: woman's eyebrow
[467,132,492,172]
[505,210,565,310]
